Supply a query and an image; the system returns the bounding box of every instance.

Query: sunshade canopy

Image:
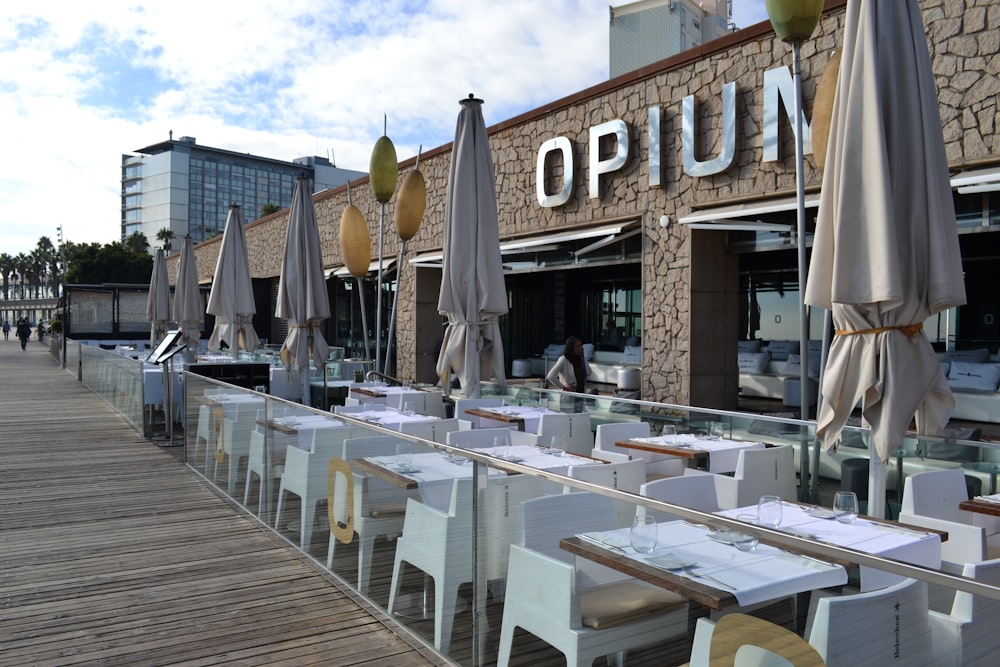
[207,204,259,356]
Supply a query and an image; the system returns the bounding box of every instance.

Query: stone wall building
[170,0,1000,411]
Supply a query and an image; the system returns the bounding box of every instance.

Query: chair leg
[301,500,315,550]
[274,488,286,530]
[357,533,376,595]
[387,555,406,617]
[434,579,460,654]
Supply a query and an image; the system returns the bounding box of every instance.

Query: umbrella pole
[376,204,386,374]
[792,41,814,502]
[869,456,887,519]
[383,242,406,377]
[356,278,372,364]
[811,309,834,498]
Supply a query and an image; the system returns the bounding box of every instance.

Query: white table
[629,435,765,473]
[474,406,550,433]
[717,502,942,591]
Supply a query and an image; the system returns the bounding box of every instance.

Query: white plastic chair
[565,460,646,527]
[398,417,464,443]
[497,544,688,667]
[902,469,1000,539]
[595,421,686,479]
[243,424,284,517]
[805,577,931,666]
[640,474,721,520]
[928,558,1000,667]
[274,425,357,551]
[213,414,256,496]
[591,448,631,464]
[453,397,504,427]
[326,435,417,595]
[685,445,797,509]
[387,475,541,654]
[535,412,594,457]
[445,427,526,450]
[386,390,446,418]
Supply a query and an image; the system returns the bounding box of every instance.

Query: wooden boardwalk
[0,340,447,667]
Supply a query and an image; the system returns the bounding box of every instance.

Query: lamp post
[766,0,824,501]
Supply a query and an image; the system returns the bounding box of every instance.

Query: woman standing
[546,335,587,391]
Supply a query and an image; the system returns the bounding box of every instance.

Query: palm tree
[0,253,13,301]
[156,227,175,252]
[35,236,58,298]
[14,253,28,299]
[126,231,150,254]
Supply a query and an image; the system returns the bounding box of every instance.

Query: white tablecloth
[579,521,847,607]
[475,405,550,433]
[633,435,765,473]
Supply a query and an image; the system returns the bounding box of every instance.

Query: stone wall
[171,0,999,404]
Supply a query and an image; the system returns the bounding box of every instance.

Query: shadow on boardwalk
[0,340,447,667]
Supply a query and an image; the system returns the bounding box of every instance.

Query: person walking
[2,320,9,341]
[16,318,31,351]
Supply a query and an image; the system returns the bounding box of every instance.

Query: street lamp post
[766,0,824,501]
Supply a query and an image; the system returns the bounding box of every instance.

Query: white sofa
[529,343,642,387]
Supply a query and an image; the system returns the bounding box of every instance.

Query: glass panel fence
[175,376,1000,666]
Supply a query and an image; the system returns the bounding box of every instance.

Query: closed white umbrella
[804,0,966,517]
[172,235,203,360]
[146,247,170,349]
[207,204,258,358]
[277,175,330,403]
[436,95,508,399]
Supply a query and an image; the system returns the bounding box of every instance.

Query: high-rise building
[609,0,733,77]
[121,134,364,247]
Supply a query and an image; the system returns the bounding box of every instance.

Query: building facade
[610,0,733,77]
[121,134,364,247]
[171,0,999,412]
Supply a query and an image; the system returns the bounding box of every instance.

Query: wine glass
[548,434,567,456]
[538,395,549,411]
[395,442,413,471]
[709,421,725,440]
[733,514,760,552]
[757,495,783,529]
[661,424,677,445]
[833,491,859,524]
[494,435,511,460]
[402,400,416,416]
[630,514,658,554]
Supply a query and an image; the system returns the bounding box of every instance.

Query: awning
[409,220,639,266]
[950,165,1000,193]
[678,193,820,230]
[325,257,396,279]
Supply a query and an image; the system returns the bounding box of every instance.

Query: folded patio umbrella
[207,203,258,357]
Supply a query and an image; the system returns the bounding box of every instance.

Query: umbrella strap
[834,323,922,338]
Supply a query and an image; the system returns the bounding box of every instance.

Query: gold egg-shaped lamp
[369,135,398,204]
[765,0,824,44]
[394,169,426,241]
[340,204,371,277]
[811,49,841,174]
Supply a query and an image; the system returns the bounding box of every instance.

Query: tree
[64,241,153,285]
[125,231,150,255]
[0,253,13,300]
[260,202,281,217]
[156,227,175,252]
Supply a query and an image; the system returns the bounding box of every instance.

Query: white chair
[640,474,721,520]
[805,577,931,666]
[565,460,646,527]
[928,558,1000,667]
[453,397,504,427]
[333,403,387,415]
[591,448,631,464]
[595,421,686,479]
[326,436,417,595]
[387,475,541,654]
[446,427,524,450]
[274,425,357,551]
[243,425,284,517]
[901,469,1000,543]
[685,445,797,509]
[497,544,689,667]
[386,390,446,418]
[536,412,594,457]
[213,414,256,496]
[398,417,464,444]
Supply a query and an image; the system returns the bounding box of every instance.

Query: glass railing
[175,376,1000,666]
[77,342,147,432]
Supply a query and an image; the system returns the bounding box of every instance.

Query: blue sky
[0,1,768,255]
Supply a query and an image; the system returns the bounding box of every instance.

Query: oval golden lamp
[811,49,841,173]
[765,0,824,44]
[340,205,372,277]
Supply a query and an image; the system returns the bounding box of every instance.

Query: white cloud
[1,0,765,255]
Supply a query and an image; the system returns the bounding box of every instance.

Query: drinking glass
[549,434,567,456]
[630,514,658,554]
[833,491,859,524]
[395,442,413,470]
[709,421,725,440]
[757,495,783,529]
[402,400,416,416]
[402,379,411,389]
[494,435,511,460]
[661,424,677,445]
[733,514,760,552]
[538,396,549,411]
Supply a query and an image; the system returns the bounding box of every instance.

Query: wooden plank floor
[0,340,447,667]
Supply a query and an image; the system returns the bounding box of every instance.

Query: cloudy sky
[0,0,769,256]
